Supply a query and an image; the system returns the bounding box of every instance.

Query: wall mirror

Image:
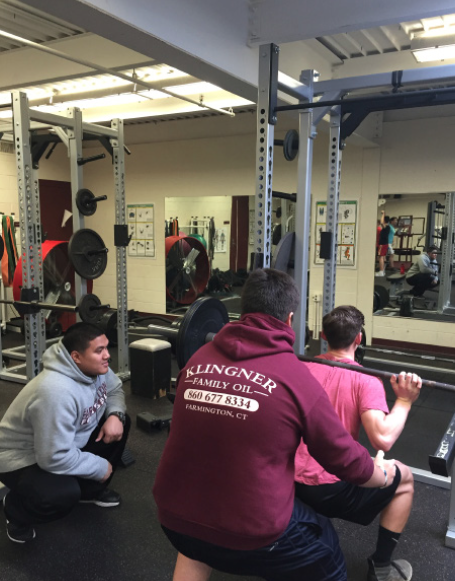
[373,192,455,321]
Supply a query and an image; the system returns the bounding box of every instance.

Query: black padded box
[129,338,172,398]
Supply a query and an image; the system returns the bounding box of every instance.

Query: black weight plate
[355,327,367,364]
[98,308,118,345]
[373,285,389,310]
[283,129,299,161]
[78,293,102,323]
[271,232,295,274]
[68,229,108,280]
[76,188,96,216]
[176,297,229,369]
[373,291,380,313]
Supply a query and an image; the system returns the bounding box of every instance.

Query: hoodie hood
[212,312,295,361]
[42,341,94,385]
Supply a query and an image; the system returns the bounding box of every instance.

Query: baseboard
[371,337,455,358]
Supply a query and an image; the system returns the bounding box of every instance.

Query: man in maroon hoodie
[153,268,396,581]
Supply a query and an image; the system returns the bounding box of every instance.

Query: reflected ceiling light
[165,81,220,95]
[411,29,455,62]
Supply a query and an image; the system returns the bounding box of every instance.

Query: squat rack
[254,43,455,547]
[0,91,129,383]
[254,44,455,354]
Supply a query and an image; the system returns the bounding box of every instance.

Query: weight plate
[68,229,108,280]
[373,285,389,311]
[283,129,299,161]
[373,291,380,313]
[98,308,118,345]
[176,297,229,369]
[76,188,97,216]
[78,293,103,324]
[355,327,367,364]
[271,232,295,274]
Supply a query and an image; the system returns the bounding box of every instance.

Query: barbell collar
[299,355,455,393]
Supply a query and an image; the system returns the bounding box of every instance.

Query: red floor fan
[165,235,209,304]
[13,240,93,335]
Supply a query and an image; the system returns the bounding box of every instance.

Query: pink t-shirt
[295,353,389,485]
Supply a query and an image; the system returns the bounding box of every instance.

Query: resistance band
[2,215,19,287]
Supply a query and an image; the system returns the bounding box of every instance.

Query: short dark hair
[241,268,300,322]
[322,305,365,350]
[390,216,398,222]
[62,322,105,354]
[383,215,390,224]
[426,245,439,254]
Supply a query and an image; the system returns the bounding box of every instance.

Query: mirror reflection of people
[405,246,439,296]
[154,268,396,581]
[376,213,398,276]
[295,306,421,581]
[0,323,129,543]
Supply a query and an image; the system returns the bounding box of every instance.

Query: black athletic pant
[0,414,130,526]
[406,273,437,296]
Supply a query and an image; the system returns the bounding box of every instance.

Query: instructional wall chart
[314,200,358,267]
[127,204,155,257]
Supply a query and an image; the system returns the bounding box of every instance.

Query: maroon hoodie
[153,313,374,550]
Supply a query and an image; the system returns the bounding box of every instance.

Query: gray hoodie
[0,341,126,481]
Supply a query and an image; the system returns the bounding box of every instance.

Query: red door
[39,179,73,241]
[230,196,250,272]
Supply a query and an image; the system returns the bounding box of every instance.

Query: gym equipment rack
[254,43,455,546]
[0,91,129,383]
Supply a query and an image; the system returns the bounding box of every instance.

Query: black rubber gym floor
[0,333,453,580]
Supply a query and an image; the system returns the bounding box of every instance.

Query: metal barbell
[0,293,110,325]
[299,354,455,393]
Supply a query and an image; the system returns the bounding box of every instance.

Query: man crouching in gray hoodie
[0,322,129,543]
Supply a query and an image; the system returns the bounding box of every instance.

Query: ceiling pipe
[0,29,235,117]
[2,75,202,108]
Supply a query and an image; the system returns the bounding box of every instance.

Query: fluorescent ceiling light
[411,29,455,62]
[413,45,455,62]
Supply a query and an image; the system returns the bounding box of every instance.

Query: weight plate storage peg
[68,229,108,280]
[76,188,107,216]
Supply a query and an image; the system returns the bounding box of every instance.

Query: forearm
[372,400,411,450]
[360,462,389,488]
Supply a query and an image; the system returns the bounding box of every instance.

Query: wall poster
[314,200,358,267]
[127,203,155,257]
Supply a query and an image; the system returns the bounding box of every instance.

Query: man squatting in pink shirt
[154,269,402,581]
[295,305,421,581]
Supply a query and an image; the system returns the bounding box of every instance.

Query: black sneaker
[80,489,121,507]
[3,497,36,543]
[367,559,412,581]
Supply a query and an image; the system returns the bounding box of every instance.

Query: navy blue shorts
[295,465,402,526]
[162,498,347,581]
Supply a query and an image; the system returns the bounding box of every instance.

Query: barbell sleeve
[0,299,78,313]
